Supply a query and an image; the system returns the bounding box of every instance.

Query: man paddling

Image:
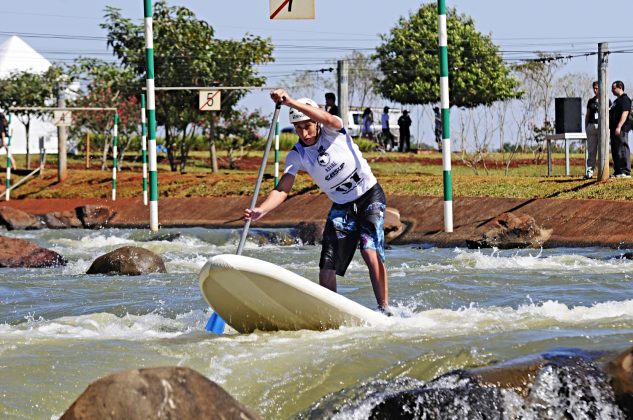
[244,89,390,314]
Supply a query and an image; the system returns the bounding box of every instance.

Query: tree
[100,1,274,173]
[69,58,141,170]
[374,3,519,108]
[214,110,270,169]
[0,66,63,169]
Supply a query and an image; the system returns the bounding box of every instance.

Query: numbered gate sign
[199,90,221,111]
[270,0,315,19]
[53,110,72,127]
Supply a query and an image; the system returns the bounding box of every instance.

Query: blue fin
[205,312,226,334]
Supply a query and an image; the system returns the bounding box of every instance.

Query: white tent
[0,35,58,156]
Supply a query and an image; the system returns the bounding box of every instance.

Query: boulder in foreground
[0,235,66,267]
[61,366,262,420]
[87,246,166,275]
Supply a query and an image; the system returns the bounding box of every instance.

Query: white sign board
[270,0,315,19]
[53,110,72,127]
[198,90,221,111]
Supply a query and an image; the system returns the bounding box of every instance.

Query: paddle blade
[205,312,226,334]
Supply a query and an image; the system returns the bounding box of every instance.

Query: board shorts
[319,183,386,276]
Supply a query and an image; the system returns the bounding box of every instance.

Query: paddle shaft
[237,102,282,255]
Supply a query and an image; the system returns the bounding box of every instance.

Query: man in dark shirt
[324,92,339,117]
[584,81,611,178]
[397,110,412,152]
[609,80,632,178]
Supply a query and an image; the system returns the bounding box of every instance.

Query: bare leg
[361,248,389,310]
[319,268,337,292]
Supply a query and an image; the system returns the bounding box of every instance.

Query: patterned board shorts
[319,183,386,276]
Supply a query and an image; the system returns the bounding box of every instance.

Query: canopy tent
[0,35,58,155]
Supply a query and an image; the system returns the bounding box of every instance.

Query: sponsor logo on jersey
[332,169,363,194]
[317,145,330,166]
[325,163,345,181]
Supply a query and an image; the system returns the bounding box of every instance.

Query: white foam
[0,310,210,340]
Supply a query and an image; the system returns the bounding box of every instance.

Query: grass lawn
[2,148,631,201]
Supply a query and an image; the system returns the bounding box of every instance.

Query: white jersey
[284,118,377,204]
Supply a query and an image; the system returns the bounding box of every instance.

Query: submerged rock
[0,235,66,267]
[466,212,552,249]
[300,347,633,419]
[87,246,166,276]
[0,206,42,230]
[60,366,262,420]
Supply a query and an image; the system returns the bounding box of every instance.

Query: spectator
[584,81,611,179]
[0,113,16,169]
[397,110,412,152]
[361,107,374,139]
[609,80,632,178]
[433,106,442,152]
[324,92,339,117]
[381,106,395,151]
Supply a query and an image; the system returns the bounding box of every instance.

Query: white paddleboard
[199,254,387,333]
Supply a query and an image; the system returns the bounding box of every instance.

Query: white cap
[289,98,319,123]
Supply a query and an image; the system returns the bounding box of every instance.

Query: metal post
[144,0,159,230]
[85,131,90,169]
[437,0,453,232]
[597,43,609,181]
[57,86,67,182]
[112,112,118,200]
[141,94,148,205]
[274,120,280,186]
[337,60,349,129]
[5,115,12,201]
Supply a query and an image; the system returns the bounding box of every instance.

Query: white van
[347,107,400,140]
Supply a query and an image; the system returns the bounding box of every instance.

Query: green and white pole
[141,94,148,205]
[112,112,118,201]
[144,0,159,231]
[5,114,12,201]
[438,0,453,232]
[274,120,280,186]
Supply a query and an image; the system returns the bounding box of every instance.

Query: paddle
[206,101,283,334]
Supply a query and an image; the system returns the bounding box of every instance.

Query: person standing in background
[381,106,395,151]
[361,107,374,139]
[397,110,412,152]
[433,107,442,153]
[609,80,632,178]
[584,81,610,179]
[0,113,16,169]
[324,92,339,117]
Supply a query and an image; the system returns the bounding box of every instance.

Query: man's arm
[244,173,295,222]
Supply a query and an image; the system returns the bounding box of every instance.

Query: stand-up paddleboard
[199,254,387,333]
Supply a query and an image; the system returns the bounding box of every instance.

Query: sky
[1,0,633,132]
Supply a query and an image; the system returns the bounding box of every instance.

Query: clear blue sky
[1,0,632,119]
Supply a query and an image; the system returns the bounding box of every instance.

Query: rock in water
[87,246,166,275]
[467,212,552,249]
[0,206,42,230]
[0,235,66,267]
[76,205,114,229]
[60,366,262,420]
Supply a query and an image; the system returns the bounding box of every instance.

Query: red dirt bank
[1,195,632,248]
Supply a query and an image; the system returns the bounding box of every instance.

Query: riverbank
[2,195,632,248]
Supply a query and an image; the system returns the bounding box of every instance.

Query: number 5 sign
[270,0,315,19]
[198,90,221,111]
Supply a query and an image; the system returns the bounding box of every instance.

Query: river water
[1,227,632,419]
